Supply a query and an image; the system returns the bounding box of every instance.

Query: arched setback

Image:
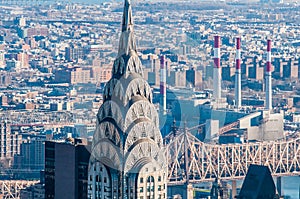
[92,120,122,149]
[124,120,163,152]
[122,77,152,105]
[97,100,124,129]
[103,75,152,106]
[91,139,122,171]
[103,78,120,102]
[124,140,165,173]
[112,53,143,78]
[88,162,112,199]
[124,100,159,131]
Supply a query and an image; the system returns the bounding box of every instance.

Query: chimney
[266,39,272,110]
[213,35,221,100]
[160,55,167,115]
[235,37,242,108]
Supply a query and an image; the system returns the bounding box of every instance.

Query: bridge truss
[0,132,298,197]
[0,180,38,199]
[165,130,300,185]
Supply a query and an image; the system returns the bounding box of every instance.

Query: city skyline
[0,0,299,198]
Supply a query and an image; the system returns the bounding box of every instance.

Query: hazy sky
[68,0,299,4]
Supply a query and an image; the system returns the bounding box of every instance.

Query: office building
[45,138,91,199]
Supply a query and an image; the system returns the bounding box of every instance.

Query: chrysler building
[88,0,167,198]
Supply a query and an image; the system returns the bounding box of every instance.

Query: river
[282,176,299,199]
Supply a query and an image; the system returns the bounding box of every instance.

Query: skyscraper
[88,0,167,198]
[45,138,91,199]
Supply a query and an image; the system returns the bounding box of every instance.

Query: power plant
[158,36,284,144]
[266,39,273,111]
[235,37,242,109]
[213,35,221,101]
[160,55,167,115]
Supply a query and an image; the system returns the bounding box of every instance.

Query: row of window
[140,175,162,183]
[138,194,165,199]
[90,175,108,183]
[139,185,165,193]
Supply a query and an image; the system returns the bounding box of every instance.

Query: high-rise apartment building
[0,50,5,68]
[70,67,91,84]
[14,138,45,171]
[65,44,85,62]
[17,52,30,70]
[0,122,22,164]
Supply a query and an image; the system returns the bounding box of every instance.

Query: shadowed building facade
[44,138,91,199]
[88,0,167,198]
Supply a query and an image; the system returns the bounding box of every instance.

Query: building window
[146,176,155,199]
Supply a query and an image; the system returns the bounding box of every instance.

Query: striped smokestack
[266,39,272,110]
[213,35,221,100]
[235,37,241,108]
[160,55,167,115]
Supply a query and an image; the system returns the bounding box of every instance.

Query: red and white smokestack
[266,39,272,110]
[213,35,221,100]
[235,37,241,108]
[160,55,167,115]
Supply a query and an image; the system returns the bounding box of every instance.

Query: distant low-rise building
[186,68,202,88]
[17,26,48,38]
[170,70,186,87]
[20,183,44,199]
[90,66,112,83]
[0,72,11,87]
[222,66,235,81]
[50,101,63,111]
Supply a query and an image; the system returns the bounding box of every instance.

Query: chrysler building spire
[122,0,134,32]
[118,0,136,56]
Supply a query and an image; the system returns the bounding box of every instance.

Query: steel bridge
[0,131,299,198]
[0,180,38,199]
[165,129,300,185]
